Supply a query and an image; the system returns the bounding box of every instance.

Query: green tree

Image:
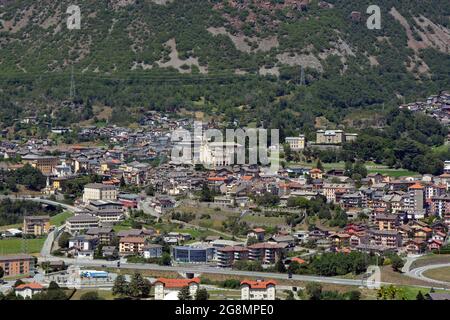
[416,291,425,300]
[306,282,322,300]
[14,279,24,287]
[391,255,404,272]
[80,291,103,300]
[276,258,287,273]
[285,290,295,300]
[178,286,192,300]
[159,252,172,266]
[58,232,71,248]
[195,288,209,300]
[316,159,324,171]
[112,275,129,298]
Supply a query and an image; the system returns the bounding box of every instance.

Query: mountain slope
[0,0,448,131]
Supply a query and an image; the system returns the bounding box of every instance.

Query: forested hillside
[0,0,449,143]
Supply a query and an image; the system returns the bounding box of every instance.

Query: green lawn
[50,211,73,226]
[71,289,115,300]
[0,237,46,254]
[423,267,450,282]
[241,214,285,226]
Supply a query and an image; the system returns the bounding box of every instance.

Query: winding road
[406,263,450,286]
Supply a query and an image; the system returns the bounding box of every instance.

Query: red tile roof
[154,278,200,288]
[291,257,306,264]
[409,183,424,190]
[120,237,145,243]
[15,282,44,290]
[241,280,276,289]
[207,177,227,182]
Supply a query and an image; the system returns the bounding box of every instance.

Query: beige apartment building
[23,216,50,236]
[285,135,306,151]
[82,183,118,203]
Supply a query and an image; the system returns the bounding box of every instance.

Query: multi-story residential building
[119,237,145,255]
[143,244,163,259]
[85,227,115,245]
[0,254,35,277]
[69,235,99,251]
[248,243,285,264]
[240,280,276,300]
[370,230,402,248]
[154,277,200,300]
[22,154,59,175]
[431,195,450,218]
[285,135,305,151]
[90,209,124,224]
[375,214,399,231]
[407,183,425,218]
[82,183,118,203]
[23,216,50,236]
[323,183,354,203]
[216,246,249,268]
[66,215,99,235]
[340,192,363,209]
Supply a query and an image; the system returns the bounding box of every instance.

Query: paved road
[406,263,450,286]
[40,256,392,287]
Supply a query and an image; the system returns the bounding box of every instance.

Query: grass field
[410,254,450,270]
[241,214,285,226]
[423,267,450,283]
[287,161,419,177]
[70,289,115,300]
[0,237,45,254]
[50,211,73,226]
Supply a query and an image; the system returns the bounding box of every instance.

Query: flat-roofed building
[216,246,249,268]
[0,254,35,277]
[248,242,285,264]
[66,214,99,235]
[82,183,118,203]
[22,154,59,175]
[285,135,305,151]
[23,215,50,236]
[119,237,145,255]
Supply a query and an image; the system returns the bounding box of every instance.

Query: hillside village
[0,105,449,301]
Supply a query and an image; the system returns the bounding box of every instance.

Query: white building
[199,141,243,168]
[82,183,118,203]
[285,135,305,151]
[153,277,200,300]
[15,282,44,299]
[66,215,100,235]
[241,280,276,300]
